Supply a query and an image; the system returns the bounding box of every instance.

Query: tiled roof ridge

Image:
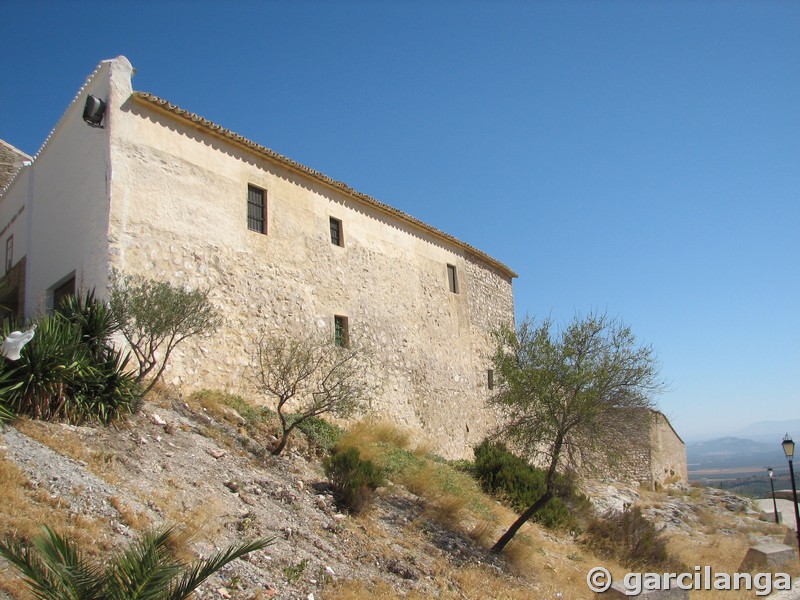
[0,139,32,193]
[0,139,32,161]
[132,91,517,279]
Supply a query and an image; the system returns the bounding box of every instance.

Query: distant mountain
[682,419,800,446]
[687,436,789,472]
[733,420,800,445]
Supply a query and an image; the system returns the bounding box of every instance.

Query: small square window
[247,185,266,233]
[334,315,349,348]
[447,264,458,294]
[330,217,343,247]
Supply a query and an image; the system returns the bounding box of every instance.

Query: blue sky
[2,1,798,441]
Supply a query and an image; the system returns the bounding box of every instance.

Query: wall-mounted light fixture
[83,95,106,127]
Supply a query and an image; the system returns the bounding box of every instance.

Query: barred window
[247,185,266,233]
[330,217,343,246]
[334,315,349,348]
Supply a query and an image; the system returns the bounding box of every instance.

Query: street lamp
[781,435,800,559]
[767,467,779,523]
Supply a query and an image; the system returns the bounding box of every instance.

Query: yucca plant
[0,525,273,599]
[0,289,142,424]
[56,290,119,363]
[69,348,142,423]
[0,316,93,421]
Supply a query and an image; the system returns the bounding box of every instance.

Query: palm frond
[0,527,104,600]
[167,537,274,600]
[103,528,183,600]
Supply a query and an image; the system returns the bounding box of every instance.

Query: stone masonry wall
[599,411,687,489]
[106,90,515,460]
[649,411,688,485]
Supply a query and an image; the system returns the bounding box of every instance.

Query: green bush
[294,415,344,453]
[472,440,588,531]
[324,446,386,514]
[0,291,140,424]
[584,506,680,569]
[473,440,546,511]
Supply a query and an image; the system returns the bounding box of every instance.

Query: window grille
[334,315,349,348]
[330,217,343,246]
[247,185,265,233]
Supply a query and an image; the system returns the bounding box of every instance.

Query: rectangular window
[247,185,266,233]
[330,217,343,247]
[4,236,12,274]
[334,315,349,348]
[447,264,458,294]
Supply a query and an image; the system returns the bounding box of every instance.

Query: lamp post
[767,467,779,523]
[781,435,800,559]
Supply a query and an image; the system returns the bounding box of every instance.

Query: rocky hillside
[0,389,796,599]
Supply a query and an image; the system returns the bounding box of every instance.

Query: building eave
[131,91,517,280]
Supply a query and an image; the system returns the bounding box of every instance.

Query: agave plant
[0,525,273,600]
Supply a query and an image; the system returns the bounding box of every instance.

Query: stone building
[617,410,688,488]
[0,57,516,459]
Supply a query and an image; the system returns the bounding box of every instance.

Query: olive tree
[488,312,665,553]
[109,271,221,395]
[250,330,373,456]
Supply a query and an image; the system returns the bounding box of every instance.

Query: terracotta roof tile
[0,139,31,193]
[132,92,517,279]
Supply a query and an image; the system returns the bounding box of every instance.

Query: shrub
[294,415,345,453]
[109,271,221,395]
[324,446,386,513]
[472,440,588,531]
[473,440,546,511]
[249,331,373,455]
[584,506,679,569]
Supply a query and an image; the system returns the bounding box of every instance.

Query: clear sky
[2,1,798,441]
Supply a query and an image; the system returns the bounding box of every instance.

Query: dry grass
[0,450,115,596]
[108,495,151,531]
[14,418,122,484]
[340,419,412,451]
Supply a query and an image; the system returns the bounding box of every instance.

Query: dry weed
[342,419,411,450]
[14,419,122,485]
[0,452,113,559]
[108,495,151,531]
[16,418,87,462]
